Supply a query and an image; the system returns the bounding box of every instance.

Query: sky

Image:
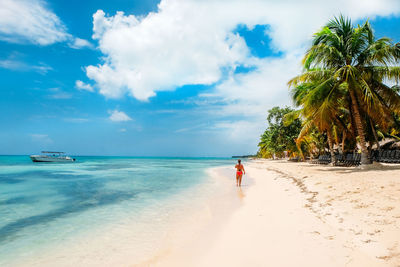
[1,0,400,157]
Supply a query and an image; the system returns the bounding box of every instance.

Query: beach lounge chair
[334,153,345,165]
[354,153,361,166]
[389,150,397,163]
[336,153,351,166]
[310,155,323,164]
[320,154,331,165]
[345,153,353,166]
[309,156,318,164]
[371,150,379,162]
[383,150,390,163]
[317,155,323,164]
[381,150,389,163]
[389,151,393,163]
[382,150,390,163]
[395,150,400,163]
[337,153,360,167]
[392,150,398,163]
[377,150,383,162]
[309,154,332,165]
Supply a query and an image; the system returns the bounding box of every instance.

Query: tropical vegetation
[258,16,400,165]
[258,107,302,158]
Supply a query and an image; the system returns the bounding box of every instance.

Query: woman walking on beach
[235,159,245,187]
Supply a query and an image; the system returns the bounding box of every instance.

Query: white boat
[30,151,75,162]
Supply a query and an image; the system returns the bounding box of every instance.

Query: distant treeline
[232,155,256,158]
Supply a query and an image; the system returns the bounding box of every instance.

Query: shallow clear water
[0,156,234,265]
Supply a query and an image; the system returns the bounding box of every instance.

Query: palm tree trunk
[348,95,357,145]
[349,89,370,164]
[369,118,380,150]
[296,143,305,161]
[326,130,336,165]
[341,131,346,153]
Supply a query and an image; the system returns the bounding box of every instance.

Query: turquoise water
[0,156,233,265]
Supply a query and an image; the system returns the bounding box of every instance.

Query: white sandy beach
[154,160,400,267]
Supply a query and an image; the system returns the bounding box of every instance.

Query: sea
[0,156,236,266]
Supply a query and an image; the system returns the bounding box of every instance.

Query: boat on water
[30,151,75,163]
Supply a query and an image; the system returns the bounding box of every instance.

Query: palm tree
[258,131,271,158]
[288,79,347,164]
[289,15,400,165]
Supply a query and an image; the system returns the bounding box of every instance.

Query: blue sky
[1,0,400,156]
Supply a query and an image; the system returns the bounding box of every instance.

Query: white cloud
[0,59,52,74]
[0,0,92,48]
[86,0,400,102]
[108,110,132,122]
[192,53,302,145]
[84,0,400,152]
[69,38,93,49]
[213,54,302,117]
[213,120,265,143]
[75,80,94,92]
[86,7,249,100]
[0,0,69,45]
[174,123,207,133]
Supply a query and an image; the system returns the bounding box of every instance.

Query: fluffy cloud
[0,0,68,45]
[86,0,400,102]
[213,54,302,116]
[0,0,91,48]
[69,38,93,49]
[108,110,132,122]
[86,7,249,100]
[199,53,303,145]
[86,0,400,151]
[75,80,94,92]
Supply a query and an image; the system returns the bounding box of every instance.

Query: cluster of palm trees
[257,106,303,159]
[284,16,400,165]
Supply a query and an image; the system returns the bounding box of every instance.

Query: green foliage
[258,107,302,158]
[286,15,400,163]
[259,16,400,161]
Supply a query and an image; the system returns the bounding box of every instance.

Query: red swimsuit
[236,165,243,176]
